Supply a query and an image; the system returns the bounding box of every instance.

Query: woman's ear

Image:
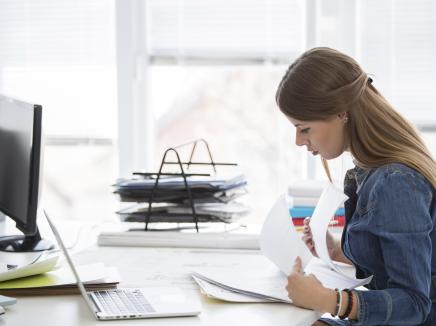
[338,111,348,122]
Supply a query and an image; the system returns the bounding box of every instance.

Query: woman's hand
[286,257,335,312]
[302,218,353,266]
[302,217,339,261]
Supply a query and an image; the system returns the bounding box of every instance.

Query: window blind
[0,0,116,138]
[0,0,114,66]
[146,0,305,63]
[359,0,436,126]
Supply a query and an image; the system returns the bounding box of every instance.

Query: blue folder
[289,206,345,218]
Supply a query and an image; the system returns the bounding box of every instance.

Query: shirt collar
[353,165,371,193]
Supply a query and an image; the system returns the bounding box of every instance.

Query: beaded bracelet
[339,289,353,320]
[331,288,342,317]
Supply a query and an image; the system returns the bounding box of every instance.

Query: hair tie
[367,77,373,85]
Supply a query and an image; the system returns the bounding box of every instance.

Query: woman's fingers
[302,231,311,239]
[302,236,317,254]
[302,237,317,256]
[292,256,303,274]
[303,237,313,246]
[302,217,318,257]
[303,219,312,234]
[302,233,313,242]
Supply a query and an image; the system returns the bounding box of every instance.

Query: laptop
[44,210,201,320]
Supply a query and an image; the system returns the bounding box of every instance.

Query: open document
[191,184,372,303]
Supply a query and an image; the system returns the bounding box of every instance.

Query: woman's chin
[320,151,344,160]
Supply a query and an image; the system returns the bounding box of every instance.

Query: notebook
[44,210,201,320]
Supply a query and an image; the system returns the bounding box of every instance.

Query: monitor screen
[0,95,41,235]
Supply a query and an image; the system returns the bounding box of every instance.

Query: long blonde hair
[276,47,436,188]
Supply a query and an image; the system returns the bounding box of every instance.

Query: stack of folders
[0,253,118,296]
[0,261,119,296]
[191,186,372,304]
[288,181,345,230]
[113,172,250,224]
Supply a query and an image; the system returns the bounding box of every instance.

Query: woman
[276,47,436,325]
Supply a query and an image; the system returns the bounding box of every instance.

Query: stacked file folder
[288,181,345,229]
[113,172,250,225]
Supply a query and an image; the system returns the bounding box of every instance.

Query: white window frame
[116,0,154,177]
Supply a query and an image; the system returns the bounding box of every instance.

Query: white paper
[259,194,311,274]
[304,258,372,290]
[0,251,46,271]
[309,184,373,285]
[192,266,291,303]
[191,189,373,304]
[310,184,348,272]
[0,255,59,282]
[192,275,273,303]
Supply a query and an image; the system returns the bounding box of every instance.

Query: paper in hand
[259,194,311,274]
[309,184,347,272]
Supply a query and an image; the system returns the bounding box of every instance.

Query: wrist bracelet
[331,288,342,317]
[339,289,353,320]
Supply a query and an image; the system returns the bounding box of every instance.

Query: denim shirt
[321,163,436,326]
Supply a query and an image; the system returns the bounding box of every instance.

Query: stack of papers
[98,229,260,250]
[118,202,250,223]
[114,172,247,203]
[0,262,119,296]
[191,184,373,303]
[113,172,250,225]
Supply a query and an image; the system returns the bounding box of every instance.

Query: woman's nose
[295,133,307,147]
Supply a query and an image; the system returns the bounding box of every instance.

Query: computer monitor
[0,94,53,252]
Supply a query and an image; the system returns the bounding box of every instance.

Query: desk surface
[1,243,320,325]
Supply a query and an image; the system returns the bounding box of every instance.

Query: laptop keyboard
[93,289,156,316]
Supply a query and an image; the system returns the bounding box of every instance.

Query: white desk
[0,244,320,326]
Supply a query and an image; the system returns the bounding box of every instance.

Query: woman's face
[287,115,348,160]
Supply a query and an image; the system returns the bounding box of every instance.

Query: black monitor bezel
[23,104,42,235]
[0,96,41,236]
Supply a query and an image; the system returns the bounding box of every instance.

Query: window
[2,0,434,223]
[0,0,118,220]
[135,0,436,223]
[146,0,305,63]
[359,0,436,127]
[311,0,436,183]
[150,65,305,222]
[144,0,307,222]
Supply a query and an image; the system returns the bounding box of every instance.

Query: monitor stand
[0,228,54,252]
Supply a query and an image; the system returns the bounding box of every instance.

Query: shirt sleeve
[351,170,434,325]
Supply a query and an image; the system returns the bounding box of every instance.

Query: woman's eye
[300,128,310,134]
